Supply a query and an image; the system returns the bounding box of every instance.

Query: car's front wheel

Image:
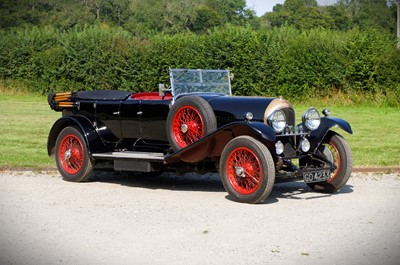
[306,132,352,193]
[220,136,275,203]
[55,126,93,182]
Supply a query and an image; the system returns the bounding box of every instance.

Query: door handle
[113,111,120,115]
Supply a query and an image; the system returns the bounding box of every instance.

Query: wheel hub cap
[64,149,72,160]
[235,166,246,178]
[181,124,188,133]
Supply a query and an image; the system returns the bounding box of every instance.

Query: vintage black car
[48,69,352,203]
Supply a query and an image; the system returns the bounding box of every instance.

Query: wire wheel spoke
[59,134,84,175]
[227,147,262,195]
[173,106,204,148]
[325,142,341,182]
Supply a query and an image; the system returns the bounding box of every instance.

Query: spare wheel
[166,96,217,152]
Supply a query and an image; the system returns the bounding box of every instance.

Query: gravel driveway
[0,171,399,265]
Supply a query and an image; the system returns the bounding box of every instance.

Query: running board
[92,151,165,162]
[92,151,165,172]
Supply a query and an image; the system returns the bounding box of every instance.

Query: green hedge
[1,25,399,104]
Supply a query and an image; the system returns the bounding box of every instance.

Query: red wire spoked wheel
[172,105,205,149]
[166,96,217,152]
[325,141,341,183]
[226,147,262,195]
[220,136,275,203]
[58,134,85,175]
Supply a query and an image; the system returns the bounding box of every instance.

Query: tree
[282,0,318,12]
[163,0,204,33]
[337,0,396,33]
[0,0,49,28]
[205,0,248,24]
[125,0,255,35]
[389,0,400,42]
[261,0,334,30]
[395,0,400,47]
[261,0,396,32]
[0,0,257,34]
[396,0,400,46]
[291,6,334,30]
[326,5,351,30]
[0,0,130,30]
[191,5,221,33]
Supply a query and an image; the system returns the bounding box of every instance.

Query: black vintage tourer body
[48,69,353,203]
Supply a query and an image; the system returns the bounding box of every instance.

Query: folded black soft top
[74,90,132,100]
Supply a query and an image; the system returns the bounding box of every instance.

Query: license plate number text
[303,170,331,183]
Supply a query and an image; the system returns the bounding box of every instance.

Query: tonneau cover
[75,90,131,100]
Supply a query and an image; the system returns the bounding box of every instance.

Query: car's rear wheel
[55,126,93,182]
[306,132,352,193]
[167,96,217,152]
[220,136,275,203]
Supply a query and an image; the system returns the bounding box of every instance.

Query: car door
[95,101,122,142]
[139,100,170,141]
[120,100,141,139]
[120,99,170,141]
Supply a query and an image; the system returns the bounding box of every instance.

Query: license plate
[303,170,331,183]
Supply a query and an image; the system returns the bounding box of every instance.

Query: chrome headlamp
[302,108,321,131]
[275,141,284,155]
[268,110,286,133]
[299,138,311,152]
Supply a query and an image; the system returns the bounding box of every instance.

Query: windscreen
[170,69,232,97]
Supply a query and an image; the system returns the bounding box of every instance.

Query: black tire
[166,96,217,152]
[220,136,276,204]
[306,132,352,193]
[55,126,94,182]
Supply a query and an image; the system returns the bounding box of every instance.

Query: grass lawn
[294,104,400,167]
[0,95,60,169]
[0,94,399,169]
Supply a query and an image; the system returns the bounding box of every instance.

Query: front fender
[165,121,276,163]
[47,115,107,157]
[309,116,352,152]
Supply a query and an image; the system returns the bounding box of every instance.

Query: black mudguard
[309,116,353,152]
[47,115,108,157]
[165,121,276,163]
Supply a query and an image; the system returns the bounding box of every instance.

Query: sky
[245,0,338,16]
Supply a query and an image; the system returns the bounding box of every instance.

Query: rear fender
[47,116,107,157]
[165,121,276,163]
[309,116,352,152]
